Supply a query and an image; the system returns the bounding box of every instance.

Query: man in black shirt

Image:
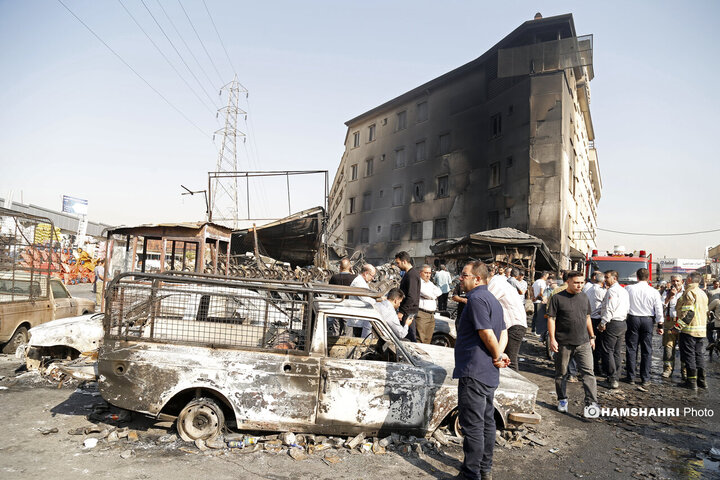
[547,270,598,417]
[329,257,356,286]
[395,251,420,342]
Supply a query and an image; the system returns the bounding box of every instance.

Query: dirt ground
[1,287,718,479]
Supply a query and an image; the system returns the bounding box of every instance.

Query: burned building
[328,13,601,268]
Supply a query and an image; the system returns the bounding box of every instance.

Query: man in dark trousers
[453,260,508,480]
[547,270,599,417]
[394,251,420,342]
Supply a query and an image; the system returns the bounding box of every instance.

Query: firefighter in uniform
[674,272,709,390]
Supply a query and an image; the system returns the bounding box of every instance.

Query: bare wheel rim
[177,400,223,441]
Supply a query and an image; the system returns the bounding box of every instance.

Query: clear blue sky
[1,0,718,258]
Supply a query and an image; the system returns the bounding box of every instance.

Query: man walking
[547,271,598,416]
[531,271,550,333]
[434,264,452,313]
[453,261,508,480]
[597,270,629,389]
[662,275,684,378]
[675,273,709,390]
[624,268,664,390]
[585,271,607,376]
[417,264,442,343]
[395,251,420,342]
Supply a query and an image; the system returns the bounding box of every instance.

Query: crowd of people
[327,254,717,480]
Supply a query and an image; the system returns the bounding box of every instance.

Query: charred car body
[98,272,540,441]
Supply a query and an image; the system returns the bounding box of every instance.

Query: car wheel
[2,327,28,355]
[449,410,463,438]
[176,397,225,442]
[431,333,454,348]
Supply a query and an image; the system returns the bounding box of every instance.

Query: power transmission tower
[210,76,246,228]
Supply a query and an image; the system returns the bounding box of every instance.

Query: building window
[390,223,401,242]
[368,124,376,142]
[353,131,360,147]
[489,162,501,188]
[347,197,356,214]
[437,175,449,198]
[491,113,502,137]
[412,181,425,202]
[392,186,403,206]
[415,140,426,163]
[346,229,354,246]
[379,189,384,198]
[506,155,513,168]
[487,211,499,230]
[377,225,382,233]
[433,218,447,239]
[417,101,428,123]
[350,164,358,181]
[396,110,407,131]
[439,133,451,155]
[362,192,371,211]
[360,228,369,244]
[410,222,422,240]
[394,147,406,168]
[365,158,374,177]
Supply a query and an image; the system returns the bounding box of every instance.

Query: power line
[139,0,219,108]
[598,227,720,237]
[202,0,236,75]
[155,0,219,97]
[177,0,226,85]
[56,0,211,140]
[117,0,216,116]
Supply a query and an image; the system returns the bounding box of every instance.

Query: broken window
[439,133,451,155]
[410,222,422,240]
[362,192,371,211]
[368,124,376,142]
[415,140,426,163]
[395,148,406,168]
[491,113,502,137]
[412,181,425,202]
[433,218,447,239]
[390,223,401,242]
[392,186,403,206]
[346,229,354,246]
[489,162,501,188]
[416,101,428,123]
[365,158,373,177]
[488,211,499,230]
[360,228,369,244]
[350,164,358,181]
[437,175,449,198]
[353,131,360,147]
[347,197,356,214]
[396,110,407,131]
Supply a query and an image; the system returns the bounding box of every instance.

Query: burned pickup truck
[98,272,540,442]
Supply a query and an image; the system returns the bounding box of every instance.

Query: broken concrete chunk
[432,429,449,446]
[107,431,119,443]
[372,440,386,455]
[288,447,307,461]
[68,427,86,435]
[38,427,59,435]
[524,433,548,446]
[127,431,139,442]
[346,432,365,449]
[280,432,296,446]
[120,449,135,459]
[116,428,129,439]
[158,434,178,443]
[205,437,226,449]
[379,435,393,448]
[323,454,342,465]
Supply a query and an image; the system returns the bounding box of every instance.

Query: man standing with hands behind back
[453,261,509,480]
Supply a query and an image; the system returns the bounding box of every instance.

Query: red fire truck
[585,247,653,286]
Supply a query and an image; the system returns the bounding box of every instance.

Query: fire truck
[585,246,653,286]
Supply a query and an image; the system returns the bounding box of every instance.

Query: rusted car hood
[28,313,104,353]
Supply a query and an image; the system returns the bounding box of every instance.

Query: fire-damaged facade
[328,13,601,268]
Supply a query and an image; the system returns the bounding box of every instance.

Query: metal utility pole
[210,76,246,228]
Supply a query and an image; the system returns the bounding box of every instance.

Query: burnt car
[97,272,540,442]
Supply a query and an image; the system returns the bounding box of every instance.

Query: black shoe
[698,369,707,389]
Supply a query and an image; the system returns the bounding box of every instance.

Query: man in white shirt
[531,271,550,333]
[490,269,528,372]
[508,268,528,298]
[417,264,442,344]
[624,268,664,389]
[584,271,607,375]
[348,264,377,337]
[597,270,629,389]
[374,288,412,339]
[433,264,452,313]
